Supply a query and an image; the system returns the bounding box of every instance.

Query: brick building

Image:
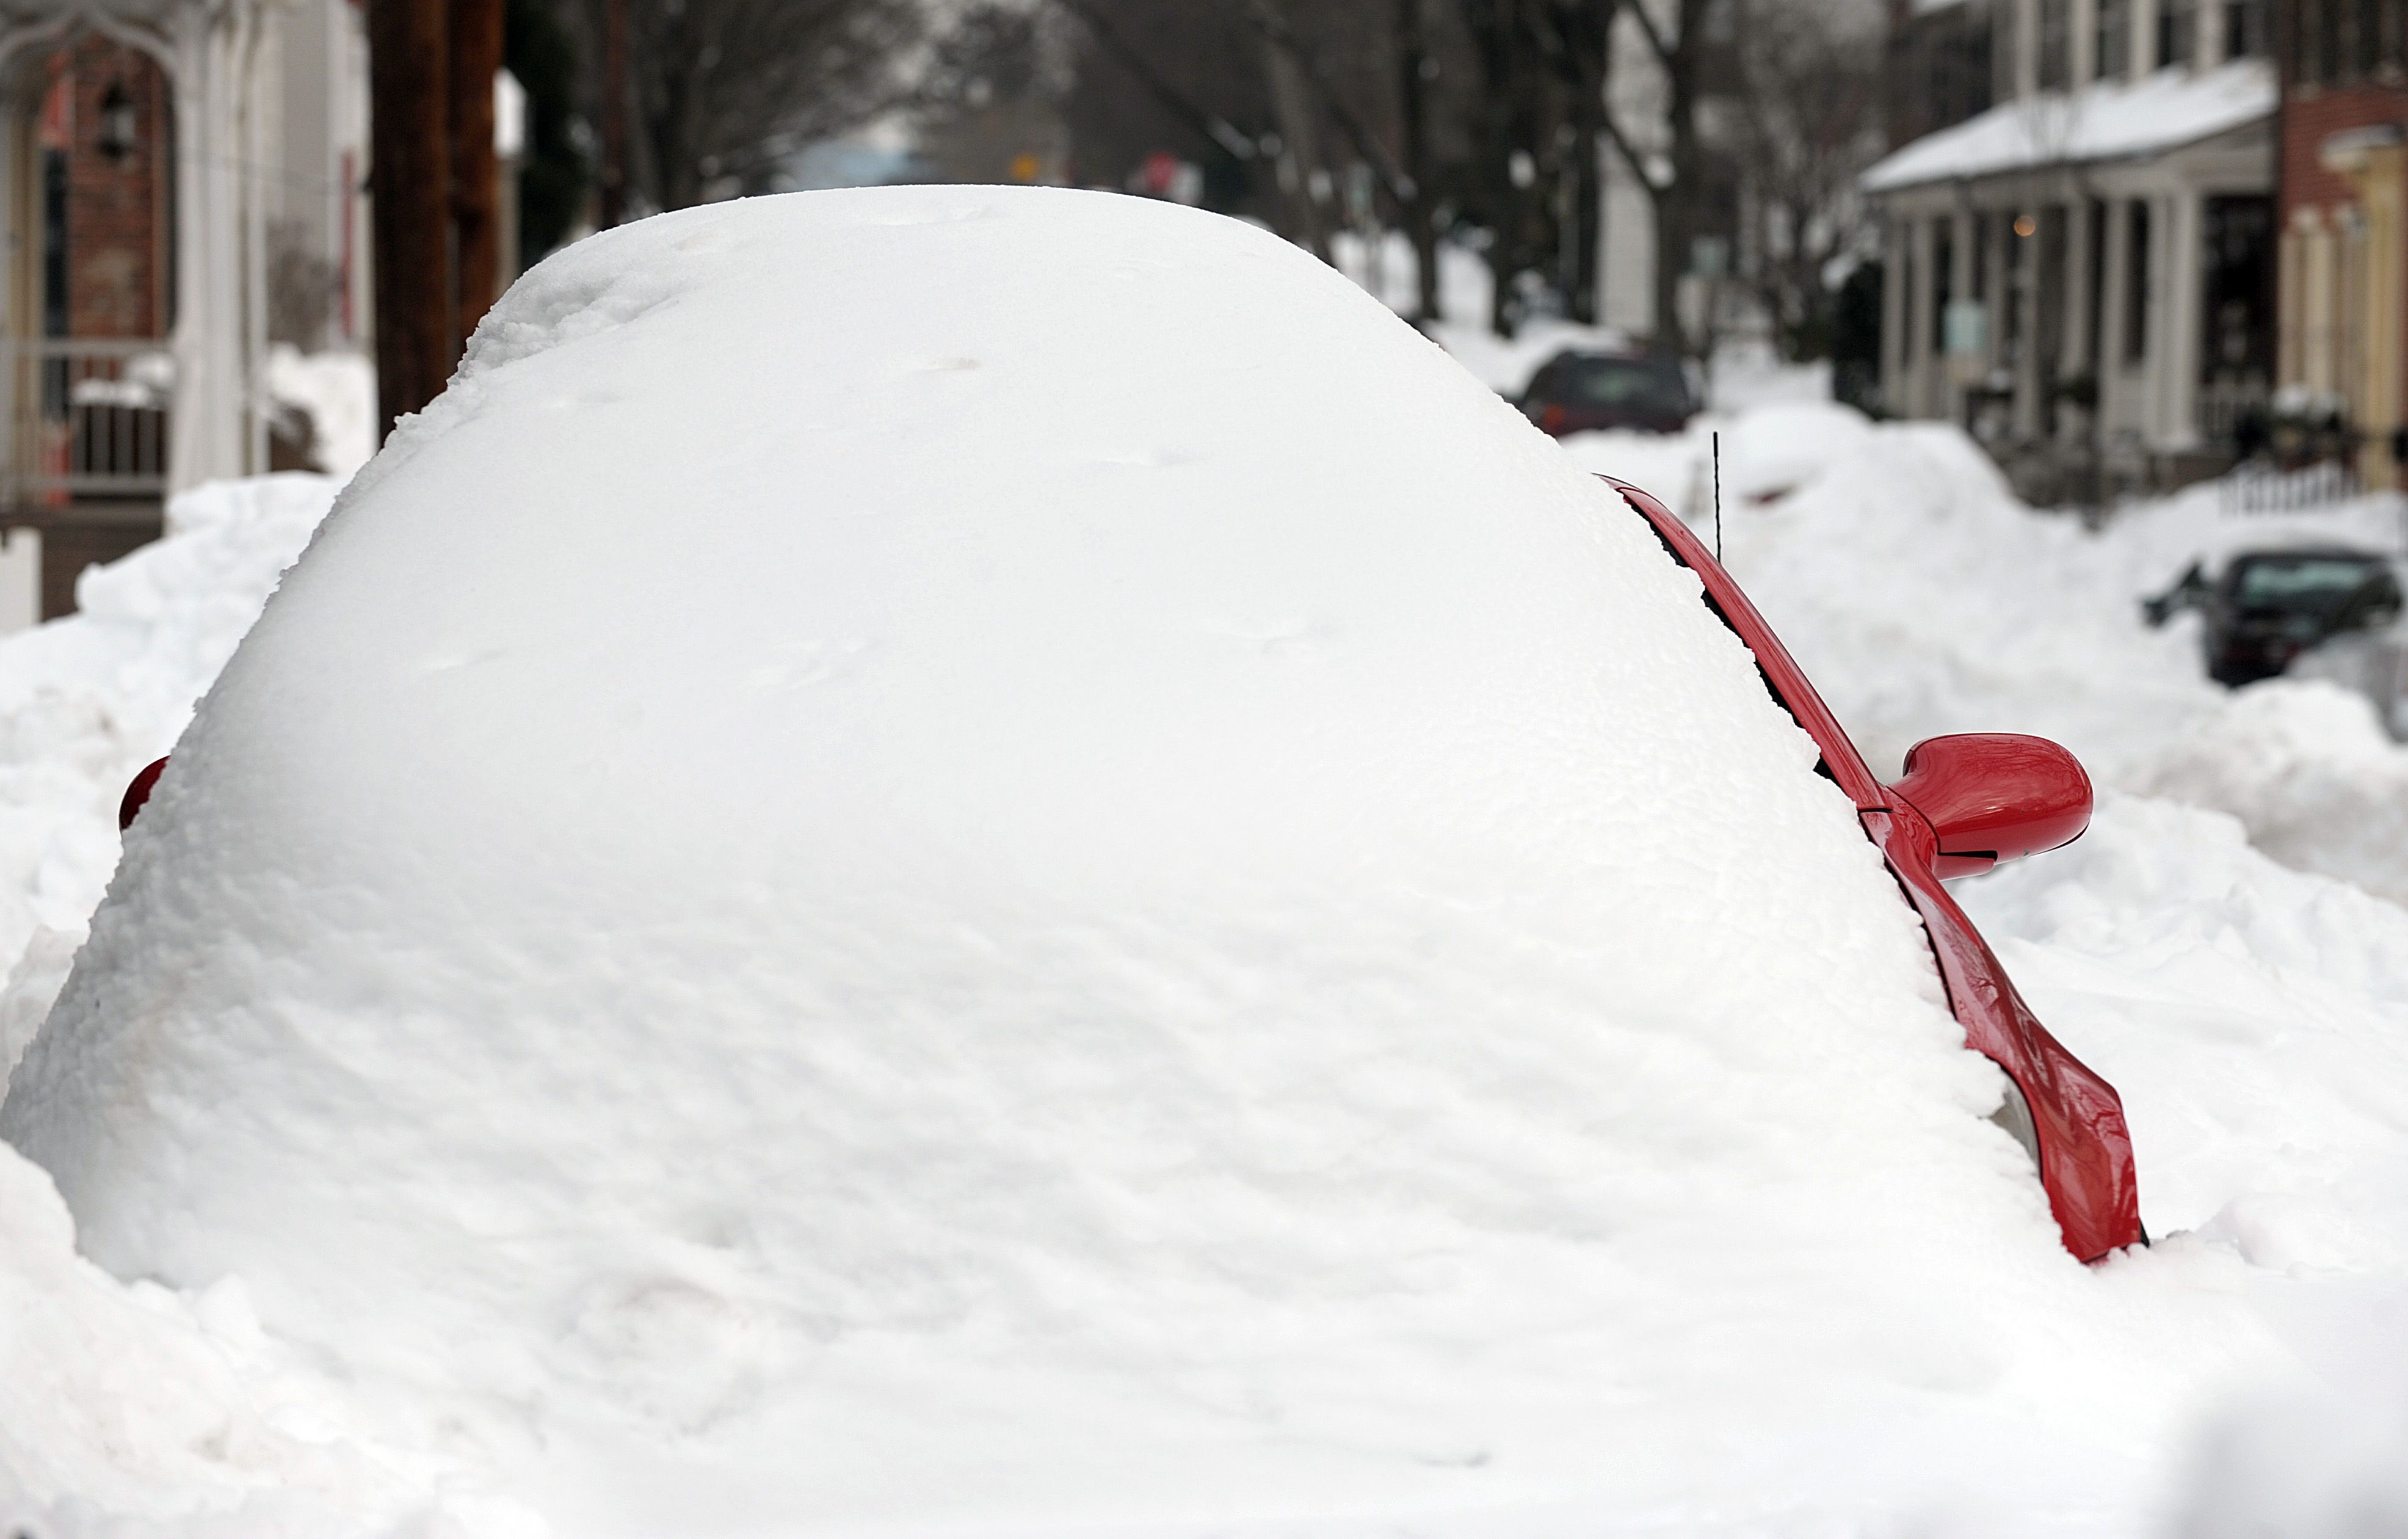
[2276,1,2408,490]
[0,0,371,622]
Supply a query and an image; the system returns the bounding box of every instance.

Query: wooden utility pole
[449,0,506,346]
[369,0,454,440]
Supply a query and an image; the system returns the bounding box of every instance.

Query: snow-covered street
[3,193,2407,1536]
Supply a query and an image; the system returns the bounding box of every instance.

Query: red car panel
[1605,477,2143,1262]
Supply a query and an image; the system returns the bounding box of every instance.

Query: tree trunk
[369,0,454,439]
[1652,0,1708,355]
[1262,37,1332,263]
[598,0,629,227]
[1564,2,1609,324]
[450,0,505,344]
[1397,0,1441,324]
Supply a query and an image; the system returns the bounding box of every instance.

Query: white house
[1868,0,2276,491]
[0,0,369,620]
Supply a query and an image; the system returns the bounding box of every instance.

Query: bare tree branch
[1054,0,1262,161]
[1244,0,1414,207]
[1625,0,1674,70]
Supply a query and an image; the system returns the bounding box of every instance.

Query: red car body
[1607,478,2143,1263]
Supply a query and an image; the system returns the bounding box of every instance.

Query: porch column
[2161,187,2204,450]
[2338,140,2407,490]
[168,0,260,494]
[2098,198,2131,434]
[1986,209,2010,376]
[1882,214,1910,415]
[2142,192,2174,449]
[1950,206,1976,423]
[2060,199,2095,442]
[2013,210,2044,441]
[1907,214,1926,414]
[2301,211,2337,395]
[2277,211,2307,389]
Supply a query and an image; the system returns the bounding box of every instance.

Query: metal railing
[2222,455,2365,515]
[2197,377,2271,448]
[7,337,172,504]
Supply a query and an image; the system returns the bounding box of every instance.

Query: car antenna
[1711,431,1723,564]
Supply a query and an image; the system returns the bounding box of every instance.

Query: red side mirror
[1886,733,2091,879]
[120,756,169,832]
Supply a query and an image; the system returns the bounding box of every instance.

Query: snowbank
[0,473,338,1063]
[0,475,412,1529]
[2138,681,2408,904]
[1559,412,2408,1530]
[1566,416,2408,907]
[4,187,2273,1535]
[1956,795,2408,1535]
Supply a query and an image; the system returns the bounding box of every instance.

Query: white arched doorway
[0,0,275,619]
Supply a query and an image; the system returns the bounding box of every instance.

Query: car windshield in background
[1560,357,1686,413]
[2234,557,2384,609]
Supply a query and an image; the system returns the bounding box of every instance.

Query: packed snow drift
[0,192,2404,1537]
[9,184,2097,1534]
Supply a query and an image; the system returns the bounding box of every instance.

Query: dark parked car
[2144,546,2404,687]
[1518,347,1695,437]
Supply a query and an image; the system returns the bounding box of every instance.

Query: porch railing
[5,338,172,504]
[2198,376,2271,451]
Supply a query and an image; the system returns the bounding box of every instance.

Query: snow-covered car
[4,188,2142,1530]
[1606,478,2136,1261]
[2144,545,2404,686]
[1517,345,1695,436]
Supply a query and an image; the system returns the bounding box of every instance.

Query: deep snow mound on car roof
[5,189,2081,1526]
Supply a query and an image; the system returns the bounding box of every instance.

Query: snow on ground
[1558,407,2408,1533]
[1562,412,2408,903]
[0,197,2403,1534]
[0,473,440,1529]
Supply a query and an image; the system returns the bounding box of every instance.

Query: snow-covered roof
[1863,59,2275,192]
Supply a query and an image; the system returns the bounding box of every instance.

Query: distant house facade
[1868,0,2276,496]
[2276,1,2408,491]
[0,0,369,621]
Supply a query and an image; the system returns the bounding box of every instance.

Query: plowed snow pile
[1567,411,2408,1533]
[0,198,2401,1536]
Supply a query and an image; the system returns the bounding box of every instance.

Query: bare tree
[1537,0,1612,326]
[915,3,1075,184]
[1457,0,1562,333]
[593,0,924,216]
[1732,0,1882,360]
[1591,0,1722,355]
[1394,0,1443,322]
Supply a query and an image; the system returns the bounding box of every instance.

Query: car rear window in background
[1559,357,1688,414]
[2234,557,2385,609]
